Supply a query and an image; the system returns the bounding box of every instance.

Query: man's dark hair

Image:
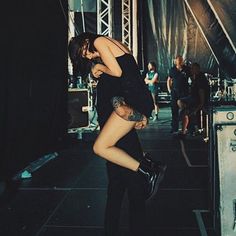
[191,62,200,69]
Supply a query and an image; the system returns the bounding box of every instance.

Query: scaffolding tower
[97,0,113,36]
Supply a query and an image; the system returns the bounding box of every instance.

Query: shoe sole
[147,165,167,201]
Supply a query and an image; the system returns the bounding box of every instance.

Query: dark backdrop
[0,0,68,179]
[143,0,236,81]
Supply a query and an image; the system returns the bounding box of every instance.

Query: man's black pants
[99,124,146,236]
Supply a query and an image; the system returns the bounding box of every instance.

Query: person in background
[167,55,190,133]
[177,62,209,136]
[144,61,159,121]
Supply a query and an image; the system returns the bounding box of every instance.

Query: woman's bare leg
[182,115,189,134]
[177,99,188,133]
[94,111,167,200]
[93,111,140,172]
[151,93,159,115]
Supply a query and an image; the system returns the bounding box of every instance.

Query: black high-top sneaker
[138,159,166,200]
[143,152,167,171]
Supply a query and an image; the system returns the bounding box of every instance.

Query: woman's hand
[91,64,103,78]
[144,77,149,84]
[134,116,148,129]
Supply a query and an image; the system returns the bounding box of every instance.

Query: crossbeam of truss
[97,0,113,36]
[122,0,131,48]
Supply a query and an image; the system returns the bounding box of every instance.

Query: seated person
[177,63,209,135]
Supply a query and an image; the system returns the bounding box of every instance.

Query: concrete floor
[0,106,217,236]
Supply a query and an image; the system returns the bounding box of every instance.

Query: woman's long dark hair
[68,32,99,78]
[68,32,98,64]
[149,61,157,72]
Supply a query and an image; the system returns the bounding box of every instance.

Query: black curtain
[0,0,68,179]
[144,0,187,81]
[143,0,236,81]
[186,0,236,78]
[208,0,236,50]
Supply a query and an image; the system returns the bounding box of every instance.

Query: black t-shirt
[169,65,190,97]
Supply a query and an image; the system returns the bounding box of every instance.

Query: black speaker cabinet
[68,88,89,129]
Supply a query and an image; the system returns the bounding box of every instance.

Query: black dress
[94,35,154,122]
[112,53,154,121]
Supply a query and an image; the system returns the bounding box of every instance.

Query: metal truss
[122,0,131,49]
[97,0,113,36]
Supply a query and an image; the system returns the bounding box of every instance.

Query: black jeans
[102,127,146,236]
